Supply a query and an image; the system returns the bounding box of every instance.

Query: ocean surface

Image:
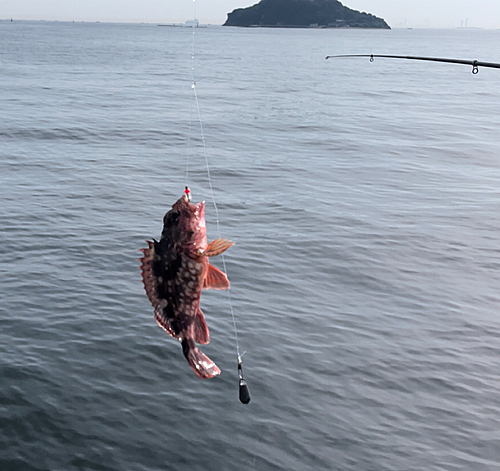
[1,20,500,471]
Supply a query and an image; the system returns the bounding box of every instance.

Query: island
[223,0,390,29]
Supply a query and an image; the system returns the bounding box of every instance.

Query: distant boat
[159,19,205,28]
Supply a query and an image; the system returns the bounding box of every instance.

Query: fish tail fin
[182,339,221,379]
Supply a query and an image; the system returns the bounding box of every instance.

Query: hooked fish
[140,193,233,379]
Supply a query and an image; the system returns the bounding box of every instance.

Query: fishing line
[187,1,250,404]
[185,90,194,187]
[184,0,197,187]
[325,54,500,74]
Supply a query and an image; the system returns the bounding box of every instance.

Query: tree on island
[223,0,390,29]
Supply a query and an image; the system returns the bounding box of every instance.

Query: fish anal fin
[203,264,230,290]
[195,308,210,344]
[201,238,234,257]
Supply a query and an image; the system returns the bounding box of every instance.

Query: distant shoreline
[225,24,389,29]
[1,19,497,30]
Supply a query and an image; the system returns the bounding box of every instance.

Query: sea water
[1,21,500,470]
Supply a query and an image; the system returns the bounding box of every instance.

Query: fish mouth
[171,194,206,235]
[175,194,205,217]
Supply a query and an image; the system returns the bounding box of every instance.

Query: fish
[139,193,233,379]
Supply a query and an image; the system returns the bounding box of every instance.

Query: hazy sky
[2,0,500,29]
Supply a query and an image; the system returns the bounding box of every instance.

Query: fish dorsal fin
[203,263,230,290]
[140,240,161,308]
[201,238,234,257]
[154,308,180,340]
[195,308,210,344]
[140,240,181,341]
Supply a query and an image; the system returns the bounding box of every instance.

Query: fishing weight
[238,357,251,404]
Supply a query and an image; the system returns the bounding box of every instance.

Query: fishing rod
[325,54,500,74]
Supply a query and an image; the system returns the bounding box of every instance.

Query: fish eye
[164,210,180,226]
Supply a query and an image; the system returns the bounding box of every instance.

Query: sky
[1,0,500,29]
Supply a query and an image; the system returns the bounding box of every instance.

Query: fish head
[162,194,206,248]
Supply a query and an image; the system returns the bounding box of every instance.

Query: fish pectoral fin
[201,238,234,257]
[194,308,210,344]
[203,263,230,290]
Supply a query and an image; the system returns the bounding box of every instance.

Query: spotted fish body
[140,194,233,379]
